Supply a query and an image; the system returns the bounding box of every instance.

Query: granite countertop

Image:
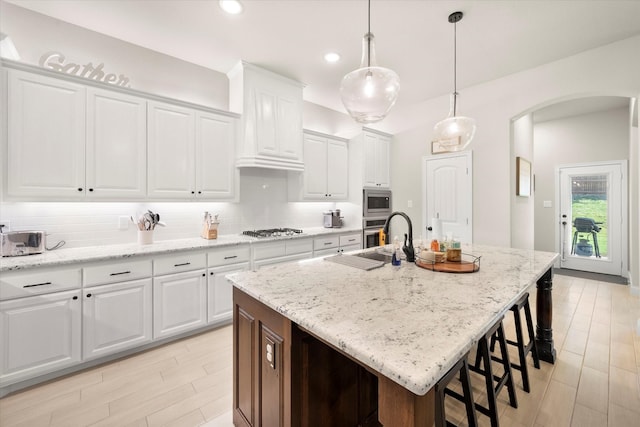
[227,244,558,396]
[0,226,362,272]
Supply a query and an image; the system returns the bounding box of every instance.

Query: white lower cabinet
[153,270,207,339]
[82,279,152,360]
[207,263,249,324]
[313,233,363,257]
[0,289,81,386]
[252,238,313,269]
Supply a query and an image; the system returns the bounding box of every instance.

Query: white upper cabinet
[7,69,86,198]
[5,65,237,201]
[195,111,237,199]
[327,138,349,199]
[363,130,391,188]
[86,88,147,198]
[148,101,237,200]
[147,101,195,199]
[289,131,348,201]
[301,133,328,198]
[228,61,304,171]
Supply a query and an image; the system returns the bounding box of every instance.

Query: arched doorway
[513,95,631,278]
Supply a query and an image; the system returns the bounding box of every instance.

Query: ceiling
[6,0,640,128]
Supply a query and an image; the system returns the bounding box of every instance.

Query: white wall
[630,98,639,294]
[512,114,535,249]
[391,35,640,251]
[0,1,229,109]
[533,106,630,253]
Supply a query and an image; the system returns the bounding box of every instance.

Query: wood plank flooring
[0,274,638,427]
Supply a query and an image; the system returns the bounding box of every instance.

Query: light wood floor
[0,274,638,427]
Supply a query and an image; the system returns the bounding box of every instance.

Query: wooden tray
[415,253,480,273]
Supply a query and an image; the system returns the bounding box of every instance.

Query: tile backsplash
[0,169,361,249]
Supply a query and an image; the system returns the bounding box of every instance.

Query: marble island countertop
[228,244,558,396]
[0,226,361,272]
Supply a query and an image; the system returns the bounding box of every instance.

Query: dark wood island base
[232,287,436,427]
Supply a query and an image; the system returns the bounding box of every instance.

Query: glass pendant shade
[433,93,476,151]
[433,11,475,151]
[340,33,400,124]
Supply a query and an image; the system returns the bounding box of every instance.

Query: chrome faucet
[382,211,415,262]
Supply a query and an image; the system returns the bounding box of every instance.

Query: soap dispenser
[392,236,401,266]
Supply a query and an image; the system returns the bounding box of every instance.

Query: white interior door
[558,162,625,275]
[423,152,473,243]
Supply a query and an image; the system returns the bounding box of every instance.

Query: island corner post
[535,267,557,364]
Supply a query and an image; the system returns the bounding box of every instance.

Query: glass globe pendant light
[433,11,476,151]
[340,0,400,124]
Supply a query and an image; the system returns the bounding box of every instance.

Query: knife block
[201,224,218,240]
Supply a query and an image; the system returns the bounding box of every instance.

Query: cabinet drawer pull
[109,271,131,276]
[348,239,356,242]
[23,281,52,288]
[324,242,332,246]
[174,262,191,267]
[223,255,238,260]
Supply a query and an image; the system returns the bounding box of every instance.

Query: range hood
[228,61,305,172]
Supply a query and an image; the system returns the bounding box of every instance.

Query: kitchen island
[228,244,558,427]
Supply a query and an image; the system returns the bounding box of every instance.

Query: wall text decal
[39,51,130,87]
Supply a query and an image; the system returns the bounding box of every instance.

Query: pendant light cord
[367,0,371,67]
[453,17,458,116]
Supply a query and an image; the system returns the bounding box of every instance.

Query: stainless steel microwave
[363,189,392,217]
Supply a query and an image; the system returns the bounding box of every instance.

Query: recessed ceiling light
[324,52,340,63]
[220,0,243,15]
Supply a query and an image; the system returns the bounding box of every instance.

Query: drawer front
[313,247,341,258]
[313,236,339,250]
[0,267,82,301]
[286,238,313,255]
[208,245,251,267]
[339,233,362,248]
[253,242,286,261]
[154,252,207,276]
[83,259,152,287]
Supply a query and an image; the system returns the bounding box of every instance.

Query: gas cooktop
[242,228,303,238]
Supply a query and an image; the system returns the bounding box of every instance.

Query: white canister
[431,218,442,241]
[137,230,154,245]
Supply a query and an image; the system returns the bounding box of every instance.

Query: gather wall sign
[39,51,131,87]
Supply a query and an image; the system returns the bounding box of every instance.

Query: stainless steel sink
[353,251,392,264]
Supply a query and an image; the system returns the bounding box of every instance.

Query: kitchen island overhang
[229,244,559,426]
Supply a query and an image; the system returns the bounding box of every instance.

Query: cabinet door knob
[202,273,205,277]
[89,188,94,192]
[198,191,202,194]
[77,188,83,192]
[210,272,214,275]
[72,296,78,300]
[86,293,92,298]
[191,191,195,194]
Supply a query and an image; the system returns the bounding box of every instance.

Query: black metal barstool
[434,351,478,427]
[490,292,540,393]
[469,316,518,427]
